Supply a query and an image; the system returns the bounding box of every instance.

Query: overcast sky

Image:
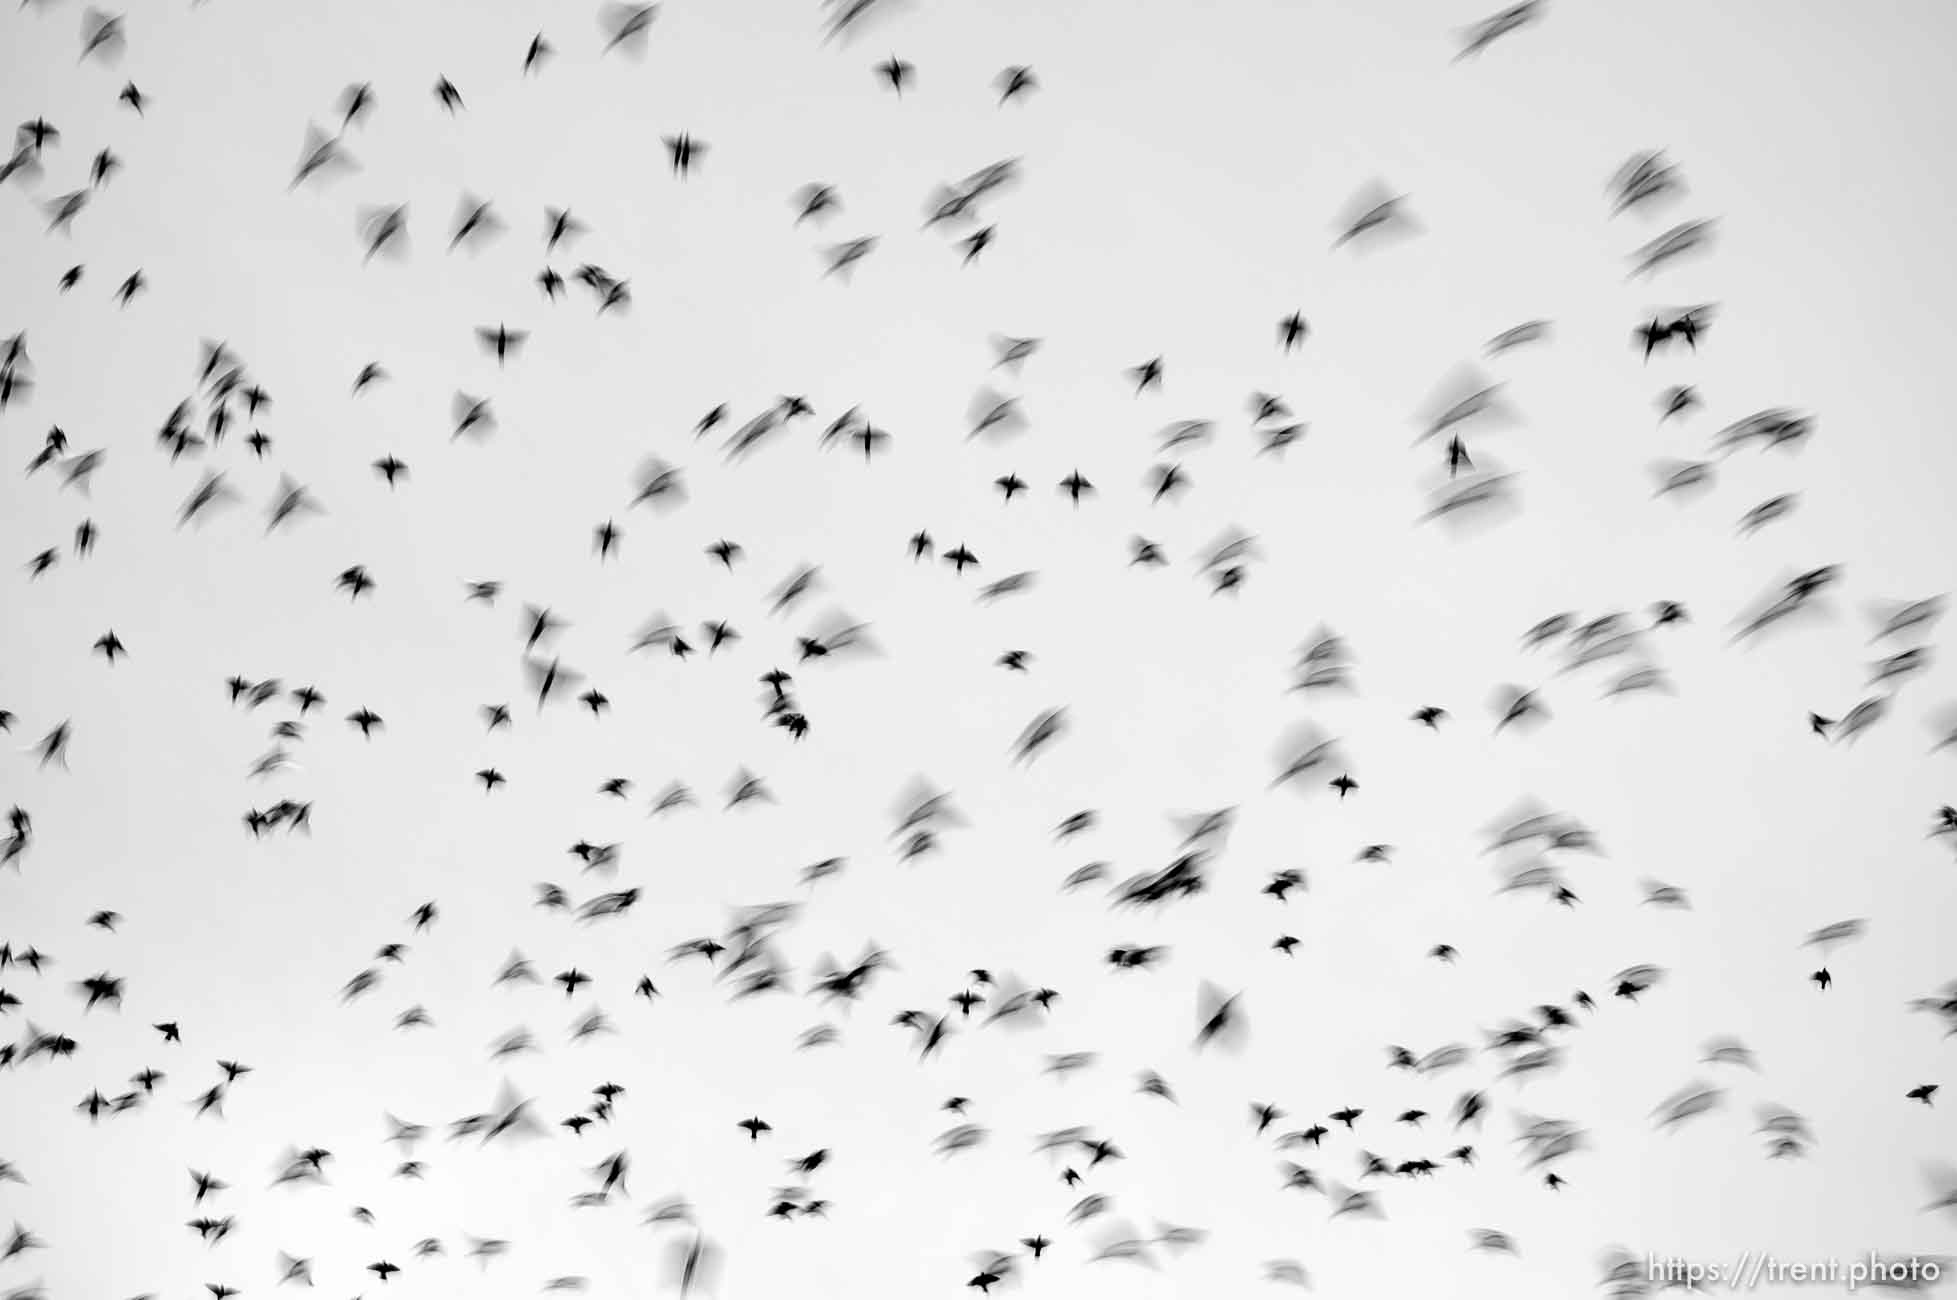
[4,0,1957,1297]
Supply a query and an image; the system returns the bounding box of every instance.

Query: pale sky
[3,0,1957,1297]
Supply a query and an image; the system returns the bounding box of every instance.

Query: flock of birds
[4,0,1957,1297]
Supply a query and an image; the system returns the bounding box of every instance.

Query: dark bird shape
[452,392,496,440]
[958,225,995,265]
[1630,220,1718,280]
[877,55,913,94]
[358,204,410,262]
[994,65,1038,103]
[337,81,374,129]
[664,134,706,176]
[1195,983,1244,1051]
[601,3,660,55]
[291,123,351,189]
[793,183,840,224]
[1454,1,1544,61]
[335,565,375,600]
[1486,320,1550,355]
[476,323,529,365]
[449,195,504,252]
[524,32,555,74]
[1332,182,1417,250]
[544,207,587,254]
[1146,463,1189,503]
[823,237,878,278]
[1610,150,1686,214]
[79,9,127,62]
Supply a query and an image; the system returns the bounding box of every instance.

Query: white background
[3,0,1956,1296]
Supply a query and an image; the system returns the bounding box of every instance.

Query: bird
[664,134,706,176]
[602,4,659,55]
[793,183,840,224]
[1332,183,1416,249]
[1455,1,1544,61]
[523,32,555,74]
[877,56,913,94]
[0,10,1940,1300]
[994,65,1038,103]
[477,323,529,365]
